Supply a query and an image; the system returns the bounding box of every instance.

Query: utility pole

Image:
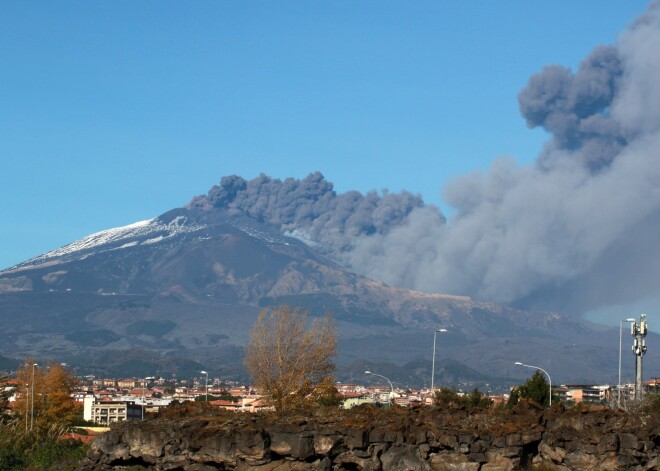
[31,363,38,430]
[631,314,648,401]
[619,318,636,408]
[25,384,29,432]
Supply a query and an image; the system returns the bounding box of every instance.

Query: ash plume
[347,2,660,315]
[191,2,660,316]
[519,45,626,171]
[188,172,440,255]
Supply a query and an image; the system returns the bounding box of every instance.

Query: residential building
[341,392,376,409]
[83,396,142,424]
[645,378,660,393]
[554,385,611,404]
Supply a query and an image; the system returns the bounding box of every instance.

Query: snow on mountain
[5,216,206,272]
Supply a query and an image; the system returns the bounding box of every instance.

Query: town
[4,369,660,427]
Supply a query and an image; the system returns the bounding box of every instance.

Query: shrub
[434,387,492,412]
[0,419,88,470]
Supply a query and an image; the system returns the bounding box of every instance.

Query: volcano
[0,175,653,385]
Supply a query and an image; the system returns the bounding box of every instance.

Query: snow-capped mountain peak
[5,216,206,272]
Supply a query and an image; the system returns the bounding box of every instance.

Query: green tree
[506,387,520,408]
[509,371,550,407]
[466,388,491,409]
[244,305,337,412]
[434,387,463,409]
[434,387,491,411]
[194,391,240,402]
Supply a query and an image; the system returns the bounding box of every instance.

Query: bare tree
[244,305,337,412]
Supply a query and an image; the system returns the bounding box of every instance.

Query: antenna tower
[631,314,648,401]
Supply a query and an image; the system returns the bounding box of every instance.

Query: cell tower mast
[631,314,648,401]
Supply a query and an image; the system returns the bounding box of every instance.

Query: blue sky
[0,1,649,270]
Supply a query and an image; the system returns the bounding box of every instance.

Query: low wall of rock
[76,402,660,471]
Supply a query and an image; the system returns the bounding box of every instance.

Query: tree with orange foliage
[14,359,79,430]
[12,358,35,428]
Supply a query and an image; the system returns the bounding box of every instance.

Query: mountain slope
[1,199,654,385]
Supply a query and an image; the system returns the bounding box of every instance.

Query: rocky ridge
[77,402,660,471]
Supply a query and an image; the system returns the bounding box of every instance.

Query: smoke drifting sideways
[190,2,660,317]
[188,172,442,257]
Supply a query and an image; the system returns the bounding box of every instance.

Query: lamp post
[619,318,636,408]
[25,383,29,432]
[31,363,38,430]
[514,362,552,407]
[365,370,394,402]
[431,328,448,394]
[200,370,209,402]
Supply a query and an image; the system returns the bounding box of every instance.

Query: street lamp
[431,328,448,393]
[619,318,636,408]
[24,383,29,432]
[514,362,552,407]
[365,371,394,402]
[31,363,38,430]
[200,370,209,402]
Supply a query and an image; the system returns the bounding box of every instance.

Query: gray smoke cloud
[343,2,660,315]
[190,2,660,316]
[188,172,441,255]
[519,45,626,171]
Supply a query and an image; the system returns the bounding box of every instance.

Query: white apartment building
[83,396,142,424]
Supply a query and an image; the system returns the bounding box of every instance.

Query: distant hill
[0,354,18,374]
[1,177,655,386]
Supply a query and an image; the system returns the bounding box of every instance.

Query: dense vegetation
[508,370,551,408]
[1,364,88,470]
[433,387,492,411]
[0,421,88,471]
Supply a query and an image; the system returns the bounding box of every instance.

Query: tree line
[1,360,85,470]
